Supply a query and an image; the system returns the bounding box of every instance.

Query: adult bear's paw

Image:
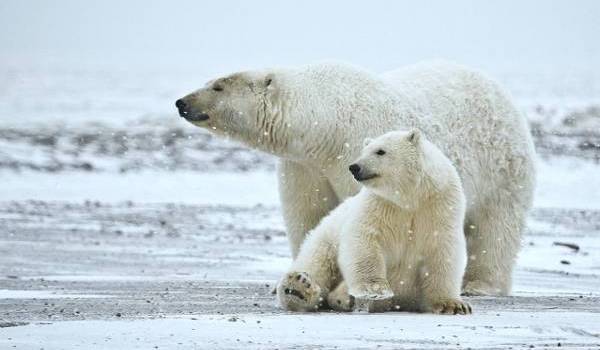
[277,272,323,312]
[462,280,502,296]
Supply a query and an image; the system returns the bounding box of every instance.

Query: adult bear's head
[175,70,282,150]
[175,63,389,159]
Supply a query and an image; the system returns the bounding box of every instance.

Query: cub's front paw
[277,272,323,312]
[429,298,472,315]
[349,280,394,300]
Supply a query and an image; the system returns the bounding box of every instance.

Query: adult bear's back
[381,61,535,209]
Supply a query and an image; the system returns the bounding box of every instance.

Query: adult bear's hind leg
[278,160,339,258]
[462,195,528,296]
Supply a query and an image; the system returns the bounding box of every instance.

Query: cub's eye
[375,149,386,156]
[212,85,224,92]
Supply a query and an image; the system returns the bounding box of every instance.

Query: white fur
[179,61,537,296]
[276,130,470,313]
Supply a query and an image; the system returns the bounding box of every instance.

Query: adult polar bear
[175,61,536,296]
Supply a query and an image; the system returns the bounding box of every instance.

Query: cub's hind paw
[349,280,394,300]
[277,272,323,312]
[327,283,354,312]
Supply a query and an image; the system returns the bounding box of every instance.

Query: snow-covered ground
[5,312,600,350]
[1,1,600,349]
[1,199,599,349]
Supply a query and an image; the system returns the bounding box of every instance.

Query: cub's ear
[407,129,421,145]
[363,137,373,147]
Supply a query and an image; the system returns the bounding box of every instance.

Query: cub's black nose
[175,99,186,109]
[349,164,361,176]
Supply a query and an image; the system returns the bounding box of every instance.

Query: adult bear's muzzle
[175,98,210,121]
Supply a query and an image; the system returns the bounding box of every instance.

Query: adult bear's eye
[212,85,224,92]
[376,149,386,156]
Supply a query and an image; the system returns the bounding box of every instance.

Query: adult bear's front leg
[277,160,339,258]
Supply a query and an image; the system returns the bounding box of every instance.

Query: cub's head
[349,129,424,202]
[174,71,278,146]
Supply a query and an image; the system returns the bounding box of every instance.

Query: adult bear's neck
[276,86,411,164]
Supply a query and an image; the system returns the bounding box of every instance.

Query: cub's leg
[415,213,471,315]
[278,160,339,258]
[420,255,472,315]
[338,229,394,301]
[277,217,341,311]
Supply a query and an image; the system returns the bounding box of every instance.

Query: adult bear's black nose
[349,164,361,177]
[175,99,186,109]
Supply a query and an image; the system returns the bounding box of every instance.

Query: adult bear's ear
[250,73,275,94]
[407,129,421,145]
[264,74,275,89]
[363,137,373,147]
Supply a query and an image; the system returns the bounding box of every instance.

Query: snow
[2,312,599,349]
[534,157,600,210]
[0,290,108,299]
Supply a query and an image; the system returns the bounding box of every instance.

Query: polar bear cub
[277,129,470,314]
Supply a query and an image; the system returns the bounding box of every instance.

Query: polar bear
[276,129,470,314]
[175,61,536,296]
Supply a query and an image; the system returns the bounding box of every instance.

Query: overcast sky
[1,0,599,72]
